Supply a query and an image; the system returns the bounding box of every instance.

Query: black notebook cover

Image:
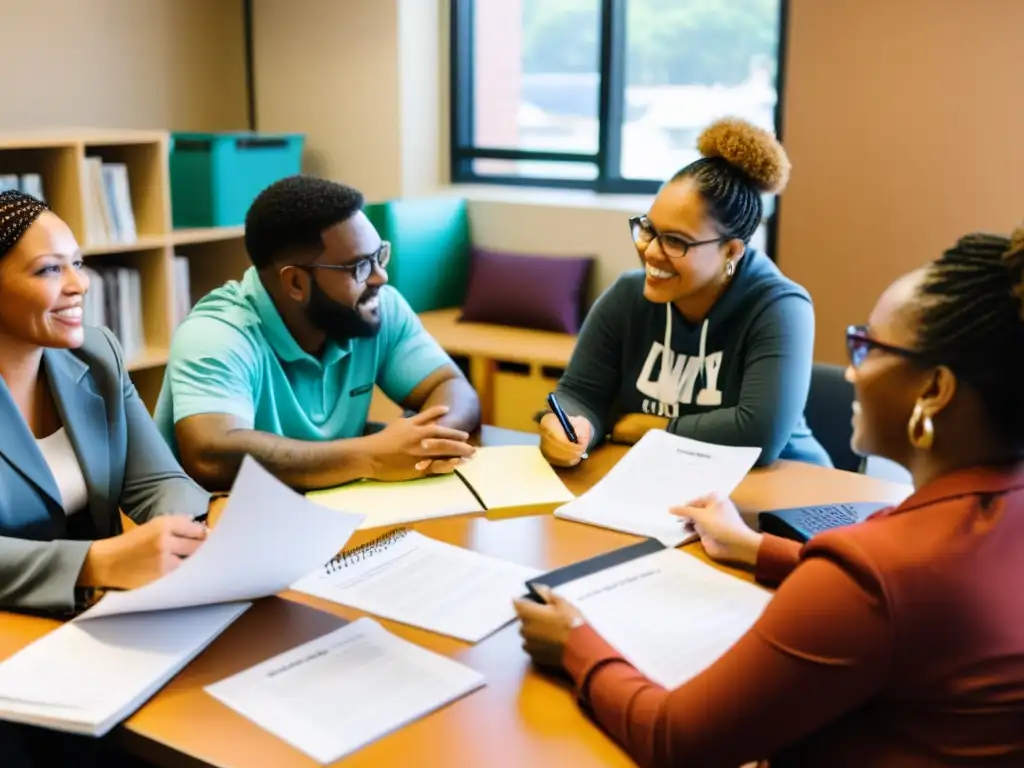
[523,538,667,603]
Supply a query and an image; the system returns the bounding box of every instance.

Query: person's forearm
[421,377,481,433]
[191,430,377,492]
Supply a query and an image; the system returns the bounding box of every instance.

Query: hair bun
[697,118,790,195]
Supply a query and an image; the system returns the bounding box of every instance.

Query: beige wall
[0,0,247,132]
[778,0,1024,363]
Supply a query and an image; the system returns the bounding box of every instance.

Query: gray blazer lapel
[0,374,63,510]
[43,349,112,534]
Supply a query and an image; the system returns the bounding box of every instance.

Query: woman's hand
[671,493,763,567]
[610,413,669,444]
[539,413,593,467]
[513,585,586,670]
[78,515,208,590]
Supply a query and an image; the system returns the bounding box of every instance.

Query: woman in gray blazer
[1,189,224,764]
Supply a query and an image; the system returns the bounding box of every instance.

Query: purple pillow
[459,247,594,334]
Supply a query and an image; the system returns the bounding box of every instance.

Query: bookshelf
[0,129,251,410]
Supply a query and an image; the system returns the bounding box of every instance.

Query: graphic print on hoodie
[551,248,831,467]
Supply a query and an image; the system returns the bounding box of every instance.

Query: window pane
[471,159,598,180]
[619,0,782,181]
[471,0,601,155]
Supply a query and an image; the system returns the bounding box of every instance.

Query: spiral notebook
[306,445,575,530]
[291,527,541,643]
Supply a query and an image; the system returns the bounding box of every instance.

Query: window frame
[449,0,791,198]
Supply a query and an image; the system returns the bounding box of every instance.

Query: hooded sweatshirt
[552,248,831,467]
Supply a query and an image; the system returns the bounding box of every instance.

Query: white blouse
[36,428,88,515]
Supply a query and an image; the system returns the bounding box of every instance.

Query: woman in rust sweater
[515,227,1024,767]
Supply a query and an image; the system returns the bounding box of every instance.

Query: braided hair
[671,118,790,244]
[916,227,1024,446]
[0,189,49,259]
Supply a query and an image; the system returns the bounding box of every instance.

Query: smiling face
[845,270,936,463]
[636,177,739,305]
[0,212,89,349]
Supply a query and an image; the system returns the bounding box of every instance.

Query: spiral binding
[324,526,410,574]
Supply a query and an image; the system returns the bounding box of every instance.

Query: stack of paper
[555,547,772,690]
[292,530,540,642]
[555,431,762,546]
[206,617,485,764]
[0,456,366,736]
[308,445,575,529]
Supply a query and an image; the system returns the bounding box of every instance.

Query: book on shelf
[172,254,193,327]
[0,173,44,200]
[82,157,137,246]
[82,265,146,361]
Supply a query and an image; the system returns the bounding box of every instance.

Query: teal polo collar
[241,267,351,367]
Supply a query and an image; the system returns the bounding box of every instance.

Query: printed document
[0,602,249,736]
[80,456,366,619]
[555,548,771,690]
[205,617,485,764]
[555,431,761,545]
[291,530,540,642]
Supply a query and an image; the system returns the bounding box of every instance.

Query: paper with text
[307,474,484,530]
[556,548,771,690]
[291,530,540,642]
[80,456,366,619]
[456,445,575,510]
[205,617,485,764]
[555,431,761,545]
[0,602,249,736]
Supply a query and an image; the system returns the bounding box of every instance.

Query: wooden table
[0,432,913,768]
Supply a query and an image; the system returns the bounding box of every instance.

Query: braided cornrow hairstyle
[0,189,49,259]
[671,118,790,243]
[916,226,1024,446]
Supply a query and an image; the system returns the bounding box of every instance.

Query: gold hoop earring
[725,260,735,278]
[907,401,935,450]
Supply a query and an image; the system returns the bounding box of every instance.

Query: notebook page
[555,548,770,690]
[306,473,484,530]
[291,530,540,642]
[0,602,249,736]
[555,431,761,546]
[205,617,485,764]
[456,445,575,510]
[79,457,365,620]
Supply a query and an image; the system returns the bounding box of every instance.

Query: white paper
[205,617,485,764]
[0,602,249,736]
[80,456,366,619]
[291,530,540,642]
[556,548,770,690]
[555,431,761,545]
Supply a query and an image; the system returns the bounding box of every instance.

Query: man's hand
[610,413,669,444]
[362,405,476,481]
[78,515,208,590]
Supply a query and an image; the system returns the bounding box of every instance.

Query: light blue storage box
[169,131,304,228]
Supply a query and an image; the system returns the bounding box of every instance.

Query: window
[450,0,788,195]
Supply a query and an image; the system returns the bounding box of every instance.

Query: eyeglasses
[299,241,391,284]
[845,324,928,368]
[629,215,726,260]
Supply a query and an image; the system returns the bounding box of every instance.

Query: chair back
[805,363,862,473]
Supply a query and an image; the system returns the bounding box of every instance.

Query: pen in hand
[546,393,589,460]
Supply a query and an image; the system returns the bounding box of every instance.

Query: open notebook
[307,445,575,529]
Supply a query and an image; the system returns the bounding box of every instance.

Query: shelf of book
[0,129,250,411]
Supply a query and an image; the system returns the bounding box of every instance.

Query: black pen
[546,393,588,460]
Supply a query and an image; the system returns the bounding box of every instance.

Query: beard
[306,279,381,342]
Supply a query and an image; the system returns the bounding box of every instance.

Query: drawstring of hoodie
[658,303,709,410]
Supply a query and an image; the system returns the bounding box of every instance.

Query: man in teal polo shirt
[154,175,480,491]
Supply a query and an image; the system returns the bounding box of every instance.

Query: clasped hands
[363,404,477,481]
[513,492,763,670]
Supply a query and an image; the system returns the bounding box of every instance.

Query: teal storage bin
[363,197,471,313]
[169,131,304,228]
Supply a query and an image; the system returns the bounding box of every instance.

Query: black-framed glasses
[629,215,726,260]
[299,241,391,284]
[845,324,929,368]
